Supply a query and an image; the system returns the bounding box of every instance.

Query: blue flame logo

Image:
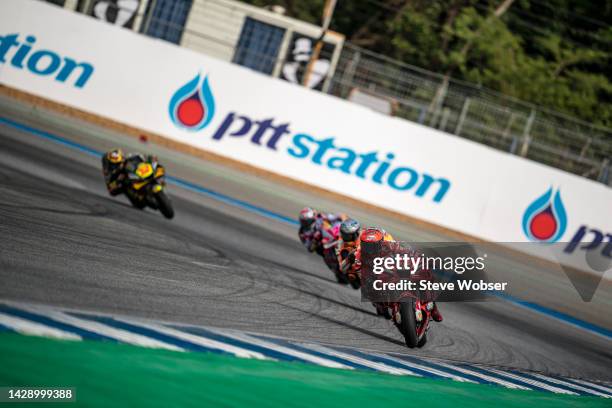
[169,73,215,131]
[522,187,568,243]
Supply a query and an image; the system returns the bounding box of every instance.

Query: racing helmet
[299,207,317,228]
[340,219,361,242]
[107,148,124,164]
[360,227,385,243]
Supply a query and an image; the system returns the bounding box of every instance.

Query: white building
[50,0,345,92]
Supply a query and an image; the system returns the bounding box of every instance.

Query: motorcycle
[360,228,432,348]
[338,245,362,289]
[123,155,174,219]
[320,223,349,284]
[374,296,433,348]
[301,220,351,285]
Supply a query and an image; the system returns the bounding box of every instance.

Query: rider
[102,149,158,196]
[337,219,393,283]
[298,207,345,255]
[337,219,443,322]
[101,148,126,195]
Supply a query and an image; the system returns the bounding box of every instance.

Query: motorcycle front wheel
[126,189,146,209]
[155,190,174,219]
[349,275,361,289]
[399,299,419,348]
[334,269,349,284]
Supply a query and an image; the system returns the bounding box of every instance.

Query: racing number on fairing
[135,163,153,179]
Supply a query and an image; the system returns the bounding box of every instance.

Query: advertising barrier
[1,0,610,271]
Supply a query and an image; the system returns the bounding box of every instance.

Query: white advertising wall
[1,0,611,268]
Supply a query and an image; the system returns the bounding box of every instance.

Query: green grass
[0,333,606,407]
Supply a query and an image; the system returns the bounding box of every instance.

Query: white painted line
[568,378,612,397]
[483,368,578,395]
[431,361,531,390]
[16,306,183,352]
[379,353,476,382]
[0,312,81,341]
[115,319,269,360]
[529,373,611,398]
[205,328,352,369]
[191,261,229,269]
[498,297,612,342]
[3,301,609,398]
[296,343,419,376]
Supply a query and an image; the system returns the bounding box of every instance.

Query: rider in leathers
[101,148,126,196]
[298,207,345,256]
[337,219,443,322]
[102,149,159,204]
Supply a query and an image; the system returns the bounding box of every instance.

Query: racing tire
[417,332,428,348]
[155,191,174,219]
[375,304,391,320]
[399,299,419,348]
[323,251,339,272]
[334,270,349,284]
[126,191,145,209]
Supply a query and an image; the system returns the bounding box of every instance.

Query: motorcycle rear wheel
[155,190,174,219]
[399,299,419,348]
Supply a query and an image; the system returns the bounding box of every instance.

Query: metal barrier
[61,0,611,185]
[329,43,611,185]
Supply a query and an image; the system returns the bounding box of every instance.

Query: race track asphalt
[0,95,610,382]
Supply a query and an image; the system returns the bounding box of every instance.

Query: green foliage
[239,0,612,128]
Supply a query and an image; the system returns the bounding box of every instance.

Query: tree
[239,0,612,127]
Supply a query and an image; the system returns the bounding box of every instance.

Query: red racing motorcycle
[321,223,349,284]
[361,229,434,348]
[375,296,434,348]
[306,222,349,285]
